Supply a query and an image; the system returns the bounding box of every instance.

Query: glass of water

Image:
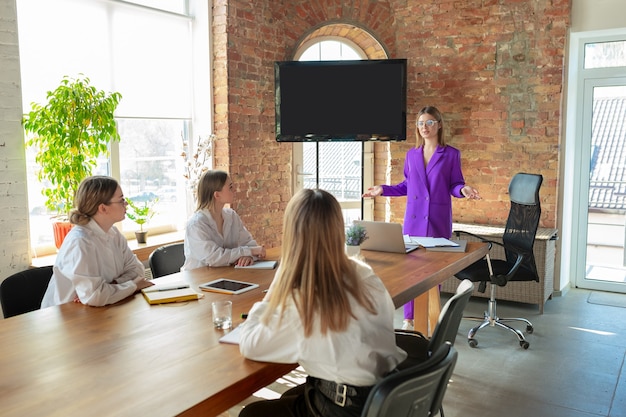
[212,300,232,329]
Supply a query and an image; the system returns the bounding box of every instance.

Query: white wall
[571,0,626,32]
[0,0,31,289]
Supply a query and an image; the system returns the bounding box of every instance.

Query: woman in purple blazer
[363,106,480,329]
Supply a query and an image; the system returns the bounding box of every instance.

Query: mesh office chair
[454,172,543,349]
[361,342,458,417]
[148,243,185,278]
[395,279,474,369]
[0,265,54,318]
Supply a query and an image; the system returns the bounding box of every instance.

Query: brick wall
[216,0,568,248]
[0,0,31,281]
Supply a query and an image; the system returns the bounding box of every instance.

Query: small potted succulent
[345,223,368,256]
[125,197,158,243]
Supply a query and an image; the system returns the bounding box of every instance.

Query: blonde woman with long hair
[239,189,405,417]
[182,170,265,270]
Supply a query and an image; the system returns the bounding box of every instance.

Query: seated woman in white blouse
[41,176,152,308]
[238,189,406,417]
[182,170,266,270]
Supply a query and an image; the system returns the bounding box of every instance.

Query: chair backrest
[0,266,54,318]
[427,279,474,353]
[148,243,185,278]
[361,343,458,417]
[503,173,543,280]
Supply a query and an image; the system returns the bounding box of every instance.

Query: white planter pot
[346,244,361,257]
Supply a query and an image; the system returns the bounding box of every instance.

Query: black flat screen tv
[275,59,407,142]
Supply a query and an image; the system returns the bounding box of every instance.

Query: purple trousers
[403,285,441,320]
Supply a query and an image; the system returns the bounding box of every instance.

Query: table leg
[413,287,441,337]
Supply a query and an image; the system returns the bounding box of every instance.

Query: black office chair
[395,279,474,370]
[361,342,458,417]
[148,243,185,278]
[454,172,543,349]
[0,265,54,318]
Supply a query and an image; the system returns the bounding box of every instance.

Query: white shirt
[182,208,258,270]
[239,260,407,386]
[41,220,145,308]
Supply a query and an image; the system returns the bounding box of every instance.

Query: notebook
[141,281,202,305]
[355,221,420,254]
[234,260,278,270]
[425,239,468,252]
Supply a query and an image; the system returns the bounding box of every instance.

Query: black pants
[238,377,369,417]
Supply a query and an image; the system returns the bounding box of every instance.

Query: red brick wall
[213,0,569,247]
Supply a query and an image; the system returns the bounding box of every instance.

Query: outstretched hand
[462,186,481,200]
[362,185,383,198]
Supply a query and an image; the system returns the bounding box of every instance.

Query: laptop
[355,221,420,254]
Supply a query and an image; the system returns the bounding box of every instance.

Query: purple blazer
[381,145,466,238]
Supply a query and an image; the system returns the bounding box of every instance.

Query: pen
[156,286,189,292]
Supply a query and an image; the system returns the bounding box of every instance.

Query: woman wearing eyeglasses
[41,176,151,308]
[362,106,480,330]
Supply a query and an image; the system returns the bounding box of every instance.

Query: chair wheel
[526,325,534,334]
[468,339,478,348]
[520,341,530,349]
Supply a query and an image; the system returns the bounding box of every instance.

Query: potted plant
[125,197,158,244]
[23,75,122,248]
[345,223,368,256]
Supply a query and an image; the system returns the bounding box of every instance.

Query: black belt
[311,377,372,407]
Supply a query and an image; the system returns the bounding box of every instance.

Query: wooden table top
[0,242,487,417]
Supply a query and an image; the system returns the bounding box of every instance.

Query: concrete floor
[223,287,626,417]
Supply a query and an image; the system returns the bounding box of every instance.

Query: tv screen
[275,59,407,142]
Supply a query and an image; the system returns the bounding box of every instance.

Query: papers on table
[219,325,243,345]
[234,260,278,269]
[404,236,460,248]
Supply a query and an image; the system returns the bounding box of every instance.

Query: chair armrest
[395,329,427,339]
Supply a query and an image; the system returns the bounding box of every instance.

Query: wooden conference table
[0,243,487,417]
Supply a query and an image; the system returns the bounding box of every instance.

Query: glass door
[578,80,626,291]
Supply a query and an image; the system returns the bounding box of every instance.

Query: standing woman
[41,176,151,308]
[362,106,480,329]
[239,189,406,417]
[182,170,266,270]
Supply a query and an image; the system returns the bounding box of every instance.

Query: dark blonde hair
[264,189,376,336]
[69,176,118,226]
[415,106,446,148]
[196,170,228,211]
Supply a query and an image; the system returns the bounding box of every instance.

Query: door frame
[565,28,626,292]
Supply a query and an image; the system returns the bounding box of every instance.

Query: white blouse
[239,260,407,387]
[182,208,258,270]
[41,220,145,308]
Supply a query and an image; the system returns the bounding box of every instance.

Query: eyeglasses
[417,120,439,127]
[107,199,128,206]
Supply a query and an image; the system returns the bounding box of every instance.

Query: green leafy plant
[125,198,158,232]
[23,75,122,219]
[346,223,368,246]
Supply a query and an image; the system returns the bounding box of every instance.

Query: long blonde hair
[264,189,376,336]
[415,106,446,148]
[196,170,228,211]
